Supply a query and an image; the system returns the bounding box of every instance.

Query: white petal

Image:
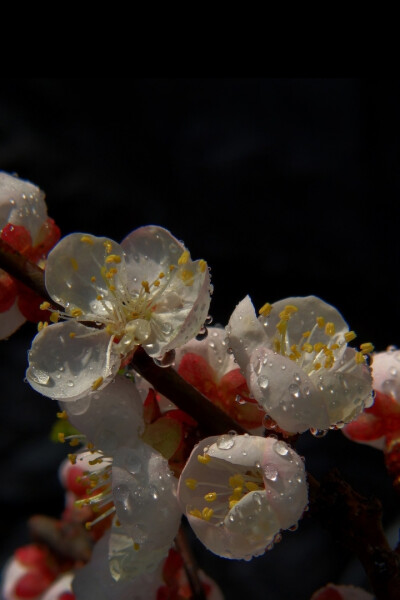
[372,348,400,401]
[226,295,266,373]
[60,376,145,453]
[248,347,331,433]
[121,225,187,286]
[111,444,181,576]
[175,326,235,378]
[45,233,128,318]
[311,347,373,425]
[0,172,47,241]
[41,573,74,600]
[0,300,26,339]
[146,260,211,357]
[26,320,120,401]
[259,295,349,349]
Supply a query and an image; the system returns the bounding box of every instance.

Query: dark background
[0,78,399,599]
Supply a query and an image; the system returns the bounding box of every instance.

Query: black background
[0,78,399,599]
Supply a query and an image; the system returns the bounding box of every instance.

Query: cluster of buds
[0,172,384,599]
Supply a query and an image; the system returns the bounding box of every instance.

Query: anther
[344,331,357,343]
[325,322,335,336]
[141,281,150,294]
[70,308,83,317]
[199,259,207,273]
[185,478,198,490]
[178,250,190,265]
[39,301,51,310]
[69,332,76,338]
[259,302,272,317]
[57,410,68,419]
[91,377,104,391]
[360,342,374,354]
[179,269,194,285]
[204,492,217,502]
[105,254,121,264]
[197,454,211,465]
[50,311,60,323]
[80,236,94,245]
[316,316,325,328]
[159,272,165,278]
[355,352,365,364]
[202,507,214,521]
[70,258,79,271]
[133,543,140,551]
[302,343,313,353]
[103,241,112,253]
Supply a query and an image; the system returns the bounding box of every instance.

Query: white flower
[26,226,211,402]
[177,434,308,560]
[227,295,374,434]
[0,171,60,339]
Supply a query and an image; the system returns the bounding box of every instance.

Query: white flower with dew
[178,434,308,560]
[227,295,374,434]
[26,226,211,402]
[0,171,59,339]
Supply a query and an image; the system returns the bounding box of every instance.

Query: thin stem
[175,524,206,600]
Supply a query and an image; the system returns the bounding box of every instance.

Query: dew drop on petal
[196,327,208,341]
[310,428,328,438]
[274,441,289,456]
[288,522,299,532]
[258,375,269,390]
[154,349,176,368]
[263,465,278,481]
[30,367,50,386]
[235,394,246,405]
[289,383,301,399]
[216,434,235,450]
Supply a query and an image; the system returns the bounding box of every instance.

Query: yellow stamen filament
[80,235,94,245]
[178,250,190,265]
[92,377,104,391]
[40,301,50,310]
[259,302,272,317]
[105,254,121,264]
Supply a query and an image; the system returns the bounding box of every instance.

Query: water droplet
[205,315,213,325]
[30,367,50,386]
[228,514,235,523]
[196,327,208,341]
[310,428,328,438]
[274,532,282,543]
[235,394,246,405]
[381,379,398,400]
[390,366,398,376]
[289,383,301,399]
[288,522,298,532]
[294,373,301,382]
[254,359,262,375]
[227,347,234,355]
[274,441,289,456]
[216,434,235,450]
[67,380,74,387]
[281,365,286,371]
[252,492,263,506]
[258,375,269,390]
[154,349,176,368]
[263,465,278,481]
[242,450,247,456]
[209,341,215,349]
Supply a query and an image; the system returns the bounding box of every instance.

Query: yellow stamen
[302,330,311,338]
[133,542,140,551]
[178,250,190,265]
[58,433,65,443]
[50,311,60,323]
[91,276,96,283]
[331,343,340,350]
[103,241,112,253]
[39,301,50,310]
[91,377,104,391]
[57,410,68,420]
[106,268,117,278]
[316,316,325,328]
[197,454,211,465]
[37,321,44,331]
[344,330,357,343]
[204,492,217,502]
[302,343,313,353]
[360,342,374,354]
[68,453,77,465]
[105,254,121,264]
[202,507,214,521]
[69,438,80,447]
[229,474,244,488]
[70,308,83,318]
[141,280,150,294]
[314,362,321,370]
[109,285,116,291]
[179,269,194,285]
[70,258,79,271]
[259,302,272,317]
[325,322,335,336]
[185,478,198,490]
[245,481,259,492]
[169,265,175,271]
[159,272,165,278]
[153,280,160,287]
[80,235,94,245]
[199,259,207,273]
[69,332,76,339]
[96,295,103,301]
[276,320,287,334]
[229,499,238,509]
[189,509,202,519]
[355,352,365,364]
[314,342,325,353]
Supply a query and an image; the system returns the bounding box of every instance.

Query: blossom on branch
[227,296,374,434]
[178,434,308,560]
[26,226,211,402]
[0,172,60,338]
[344,347,400,450]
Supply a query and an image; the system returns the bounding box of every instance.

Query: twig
[175,524,206,600]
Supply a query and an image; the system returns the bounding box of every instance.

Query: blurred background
[0,78,399,599]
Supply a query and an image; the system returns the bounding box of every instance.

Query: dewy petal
[60,375,145,454]
[175,326,235,379]
[26,320,120,401]
[311,347,373,426]
[258,295,349,350]
[226,296,266,374]
[41,573,74,600]
[0,299,26,339]
[371,348,400,401]
[178,435,308,560]
[0,172,47,242]
[45,233,128,319]
[111,443,181,579]
[121,225,187,287]
[72,530,164,600]
[248,346,331,433]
